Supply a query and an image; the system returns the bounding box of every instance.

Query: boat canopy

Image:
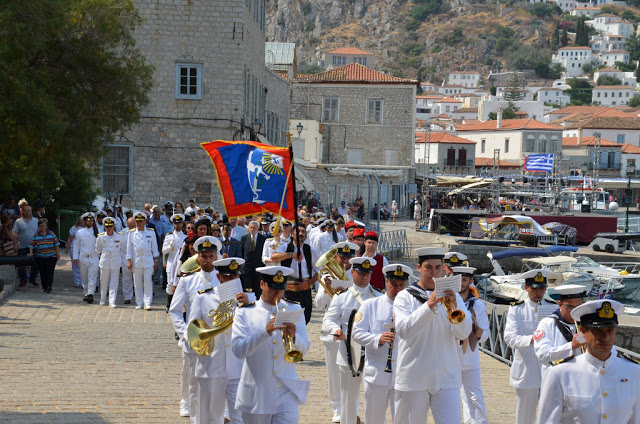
[489,248,550,260]
[523,256,578,266]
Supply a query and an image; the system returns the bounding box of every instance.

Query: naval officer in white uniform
[538,299,640,423]
[72,212,100,304]
[352,263,412,424]
[126,211,159,310]
[95,217,125,307]
[393,247,471,424]
[231,265,311,424]
[504,268,555,424]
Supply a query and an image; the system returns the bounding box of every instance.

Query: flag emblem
[525,154,554,172]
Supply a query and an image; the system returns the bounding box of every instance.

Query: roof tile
[475,157,521,168]
[415,132,476,144]
[456,119,563,131]
[622,143,640,154]
[562,136,620,147]
[295,63,417,84]
[327,47,372,55]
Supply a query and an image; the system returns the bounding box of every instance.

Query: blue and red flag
[201,140,296,219]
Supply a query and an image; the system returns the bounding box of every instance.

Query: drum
[346,309,365,377]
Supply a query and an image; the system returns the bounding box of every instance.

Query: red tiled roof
[435,97,463,103]
[453,108,478,113]
[565,116,640,130]
[606,35,627,38]
[562,136,620,147]
[595,13,618,18]
[434,113,451,119]
[327,47,372,55]
[441,84,466,88]
[449,71,480,74]
[456,119,563,131]
[558,46,592,50]
[594,85,634,90]
[415,132,476,144]
[622,143,640,154]
[474,158,521,168]
[596,67,622,72]
[295,63,417,84]
[548,105,610,116]
[602,50,628,54]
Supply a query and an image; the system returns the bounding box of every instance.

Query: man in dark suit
[241,220,266,297]
[219,222,242,258]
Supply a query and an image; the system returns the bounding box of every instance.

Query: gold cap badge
[362,260,371,270]
[273,271,285,283]
[341,245,351,253]
[597,301,614,319]
[450,254,459,263]
[229,260,238,270]
[534,272,545,283]
[394,266,404,276]
[202,240,212,248]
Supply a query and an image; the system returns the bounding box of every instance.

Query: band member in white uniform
[188,256,248,424]
[534,284,586,382]
[352,263,412,424]
[121,217,135,304]
[126,211,159,310]
[323,256,383,424]
[232,265,311,424]
[95,217,125,307]
[262,221,287,266]
[443,252,468,276]
[504,268,554,424]
[538,299,640,423]
[315,241,357,423]
[452,266,489,424]
[170,236,222,422]
[163,214,187,311]
[393,247,472,424]
[72,212,99,304]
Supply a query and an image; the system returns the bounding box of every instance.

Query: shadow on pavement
[0,412,108,424]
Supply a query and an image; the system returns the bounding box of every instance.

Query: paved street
[0,239,516,423]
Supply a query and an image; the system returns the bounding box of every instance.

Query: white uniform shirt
[534,312,582,381]
[162,230,186,285]
[126,228,159,268]
[537,347,640,424]
[95,232,125,269]
[262,237,287,266]
[309,228,324,248]
[231,298,311,414]
[393,286,472,392]
[72,227,98,263]
[169,269,220,353]
[352,294,397,387]
[456,296,490,371]
[315,231,338,256]
[288,243,320,280]
[188,279,243,379]
[322,284,383,367]
[504,298,555,389]
[315,272,353,343]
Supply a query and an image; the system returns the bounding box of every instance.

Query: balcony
[445,159,474,167]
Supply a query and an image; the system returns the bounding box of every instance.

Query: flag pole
[288,141,302,260]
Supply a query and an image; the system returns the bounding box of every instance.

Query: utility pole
[593,132,601,211]
[491,149,501,213]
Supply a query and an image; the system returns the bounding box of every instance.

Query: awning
[294,162,314,191]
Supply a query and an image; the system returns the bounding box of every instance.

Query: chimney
[577,127,582,145]
[497,108,502,129]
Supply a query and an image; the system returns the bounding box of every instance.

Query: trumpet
[187,299,235,356]
[274,298,303,363]
[442,297,465,325]
[315,248,348,297]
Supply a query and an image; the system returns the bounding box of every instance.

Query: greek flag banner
[525,154,554,172]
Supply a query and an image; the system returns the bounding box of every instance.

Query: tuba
[187,299,235,356]
[274,298,303,363]
[180,254,201,274]
[315,248,347,297]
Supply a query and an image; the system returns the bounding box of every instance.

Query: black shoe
[124,299,131,305]
[165,306,170,313]
[86,294,94,304]
[174,332,179,341]
[83,295,88,302]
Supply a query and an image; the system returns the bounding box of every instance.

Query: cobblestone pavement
[0,243,516,423]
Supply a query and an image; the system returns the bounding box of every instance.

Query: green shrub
[301,1,312,15]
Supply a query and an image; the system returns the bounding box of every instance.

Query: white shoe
[100,301,107,306]
[135,305,143,310]
[332,412,341,423]
[179,400,190,417]
[109,304,117,308]
[144,305,152,310]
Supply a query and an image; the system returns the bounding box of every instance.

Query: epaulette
[239,301,256,308]
[117,231,123,235]
[98,232,106,236]
[283,298,300,305]
[551,355,575,366]
[129,228,135,232]
[166,232,172,235]
[618,351,640,365]
[336,288,349,295]
[265,237,274,242]
[510,300,525,306]
[371,286,385,294]
[197,287,213,294]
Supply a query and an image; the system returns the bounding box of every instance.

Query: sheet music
[216,279,244,303]
[331,279,352,290]
[434,275,462,298]
[536,304,557,323]
[274,308,304,327]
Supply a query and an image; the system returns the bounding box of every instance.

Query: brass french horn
[315,248,348,297]
[187,299,235,356]
[180,254,201,274]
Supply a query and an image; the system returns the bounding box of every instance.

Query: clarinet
[384,328,395,373]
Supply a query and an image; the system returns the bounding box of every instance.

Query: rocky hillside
[266,0,559,81]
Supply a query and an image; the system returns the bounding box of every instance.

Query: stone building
[290,63,417,214]
[100,0,291,209]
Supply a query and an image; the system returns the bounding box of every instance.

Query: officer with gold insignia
[315,241,357,423]
[231,265,311,424]
[163,213,187,311]
[189,256,248,424]
[169,235,223,422]
[538,299,640,423]
[393,247,472,424]
[323,256,383,424]
[127,211,159,310]
[534,284,586,382]
[95,217,126,307]
[443,252,468,276]
[73,212,100,304]
[351,263,412,424]
[504,268,555,424]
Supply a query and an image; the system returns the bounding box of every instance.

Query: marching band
[67,201,638,424]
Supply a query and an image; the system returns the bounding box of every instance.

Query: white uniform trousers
[132,266,153,307]
[339,365,362,424]
[196,377,241,424]
[72,258,82,287]
[461,369,489,424]
[121,265,134,301]
[79,261,98,296]
[241,385,299,424]
[394,388,461,424]
[186,352,198,424]
[515,388,539,424]
[99,267,120,306]
[364,381,394,424]
[180,350,190,412]
[323,341,341,414]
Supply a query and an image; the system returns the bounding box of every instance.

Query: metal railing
[479,300,640,366]
[617,216,640,232]
[377,229,413,260]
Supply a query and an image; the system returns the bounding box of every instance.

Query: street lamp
[296,122,304,138]
[581,162,588,212]
[626,162,635,233]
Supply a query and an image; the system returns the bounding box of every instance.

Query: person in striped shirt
[28,219,60,293]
